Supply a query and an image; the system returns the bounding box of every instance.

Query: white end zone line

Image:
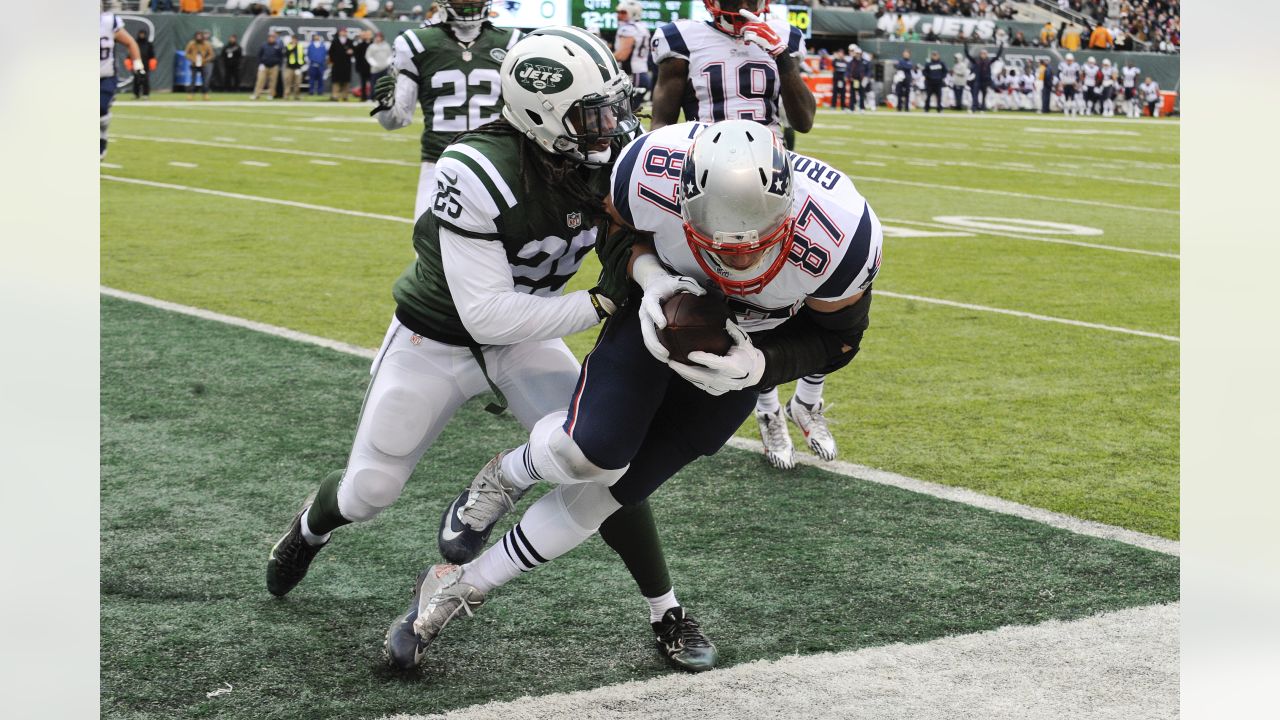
[100,286,1178,557]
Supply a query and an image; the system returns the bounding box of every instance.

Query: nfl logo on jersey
[566,211,582,229]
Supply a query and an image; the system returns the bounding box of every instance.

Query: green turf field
[100,99,1179,718]
[101,296,1177,719]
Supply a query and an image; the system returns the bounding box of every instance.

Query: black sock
[598,500,672,599]
[305,469,351,536]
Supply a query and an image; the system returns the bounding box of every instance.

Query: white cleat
[786,397,838,462]
[756,408,795,470]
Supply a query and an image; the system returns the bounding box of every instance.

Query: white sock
[299,508,330,546]
[501,444,538,490]
[646,588,680,623]
[793,375,825,408]
[756,387,781,414]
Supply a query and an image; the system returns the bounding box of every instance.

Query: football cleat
[266,502,327,597]
[652,607,718,672]
[756,408,795,470]
[786,397,838,461]
[385,563,486,669]
[438,451,527,564]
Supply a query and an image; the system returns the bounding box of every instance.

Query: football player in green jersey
[268,26,719,674]
[371,0,522,221]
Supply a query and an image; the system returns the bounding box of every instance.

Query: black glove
[369,74,396,116]
[593,227,641,310]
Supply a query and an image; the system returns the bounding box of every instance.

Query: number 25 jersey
[651,19,805,132]
[611,122,883,333]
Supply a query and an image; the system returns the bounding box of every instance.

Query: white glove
[669,320,765,396]
[740,10,786,57]
[633,253,706,363]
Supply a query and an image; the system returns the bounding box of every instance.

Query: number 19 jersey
[651,19,805,132]
[611,122,883,333]
[393,24,523,163]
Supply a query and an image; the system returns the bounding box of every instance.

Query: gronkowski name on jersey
[611,122,883,333]
[616,19,652,76]
[101,12,124,78]
[651,19,805,132]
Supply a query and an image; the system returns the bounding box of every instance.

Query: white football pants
[334,316,580,522]
[413,161,437,224]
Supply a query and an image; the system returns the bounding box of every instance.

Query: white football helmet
[500,26,639,166]
[704,0,769,37]
[679,120,796,296]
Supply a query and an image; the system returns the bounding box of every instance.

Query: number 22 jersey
[611,122,883,333]
[651,19,805,133]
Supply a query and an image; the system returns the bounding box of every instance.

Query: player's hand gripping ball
[658,291,734,364]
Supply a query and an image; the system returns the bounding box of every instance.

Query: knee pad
[365,384,433,458]
[337,465,406,522]
[530,411,628,486]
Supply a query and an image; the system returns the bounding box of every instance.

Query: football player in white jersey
[1081,56,1101,115]
[1057,53,1082,116]
[100,9,142,159]
[614,1,652,109]
[1099,58,1117,117]
[651,2,835,470]
[398,119,882,668]
[1139,76,1161,118]
[1121,59,1142,118]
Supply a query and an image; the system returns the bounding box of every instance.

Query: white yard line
[879,216,1179,259]
[844,173,1179,215]
[99,285,1180,555]
[814,106,1179,128]
[821,148,1178,188]
[100,162,122,169]
[240,160,271,168]
[112,134,418,167]
[813,132,1179,168]
[101,175,412,224]
[384,603,1178,720]
[310,159,340,166]
[112,112,411,140]
[167,161,197,168]
[875,290,1179,342]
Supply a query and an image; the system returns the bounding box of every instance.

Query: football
[659,291,734,364]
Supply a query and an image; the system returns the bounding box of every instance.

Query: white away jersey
[651,19,805,131]
[611,122,883,333]
[616,20,652,76]
[100,12,124,78]
[1122,65,1141,88]
[1082,62,1100,88]
[1058,60,1080,85]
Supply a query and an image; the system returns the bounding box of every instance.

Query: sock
[299,507,330,546]
[794,374,825,408]
[305,469,352,536]
[646,588,680,624]
[501,444,539,490]
[755,387,780,414]
[599,500,672,598]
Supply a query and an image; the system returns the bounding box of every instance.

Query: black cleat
[385,566,432,670]
[266,504,327,597]
[652,607,718,672]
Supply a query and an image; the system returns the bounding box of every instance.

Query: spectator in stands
[894,50,914,112]
[380,1,397,17]
[220,34,243,92]
[353,30,373,101]
[328,27,355,102]
[1088,23,1114,49]
[151,1,175,12]
[180,0,205,12]
[831,49,849,110]
[132,29,155,100]
[922,50,946,113]
[1011,31,1027,47]
[1061,24,1082,51]
[252,30,284,100]
[184,31,215,101]
[367,32,393,96]
[307,34,328,96]
[964,41,1003,112]
[1039,22,1057,47]
[284,33,305,101]
[950,51,969,111]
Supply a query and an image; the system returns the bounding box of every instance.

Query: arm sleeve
[376,73,419,130]
[439,227,601,345]
[753,292,872,388]
[652,23,689,64]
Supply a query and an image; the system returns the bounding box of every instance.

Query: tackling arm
[751,290,870,388]
[650,59,689,130]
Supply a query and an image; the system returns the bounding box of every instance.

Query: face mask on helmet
[679,124,796,296]
[704,0,769,38]
[559,90,640,166]
[443,0,492,30]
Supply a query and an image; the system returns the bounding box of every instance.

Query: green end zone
[101,297,1178,720]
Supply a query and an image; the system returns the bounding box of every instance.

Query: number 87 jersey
[652,17,805,132]
[612,122,884,333]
